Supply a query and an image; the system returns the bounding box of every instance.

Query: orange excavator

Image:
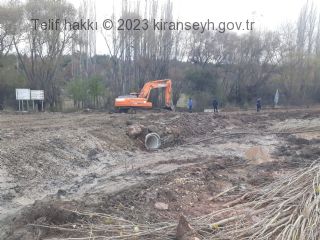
[114,79,174,112]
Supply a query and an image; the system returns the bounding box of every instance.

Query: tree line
[0,0,320,110]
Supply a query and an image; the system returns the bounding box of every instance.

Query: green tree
[67,79,88,109]
[186,69,217,92]
[88,76,105,108]
[0,55,25,109]
[185,68,218,110]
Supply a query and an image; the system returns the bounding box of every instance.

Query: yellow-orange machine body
[114,79,173,111]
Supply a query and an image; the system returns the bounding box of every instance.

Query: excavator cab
[114,79,174,112]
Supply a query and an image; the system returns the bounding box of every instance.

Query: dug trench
[0,108,320,239]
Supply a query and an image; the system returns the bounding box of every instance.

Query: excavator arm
[138,79,173,109]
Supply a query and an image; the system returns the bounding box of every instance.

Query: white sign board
[16,89,30,100]
[31,90,44,100]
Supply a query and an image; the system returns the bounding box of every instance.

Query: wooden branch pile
[32,164,320,239]
[193,164,320,239]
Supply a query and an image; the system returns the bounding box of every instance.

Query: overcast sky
[172,0,318,27]
[71,0,319,27]
[69,0,319,53]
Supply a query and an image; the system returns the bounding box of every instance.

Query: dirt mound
[170,113,229,139]
[127,113,231,149]
[1,108,320,239]
[2,200,81,240]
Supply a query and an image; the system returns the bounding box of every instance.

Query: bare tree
[101,0,174,101]
[14,0,76,108]
[0,0,22,57]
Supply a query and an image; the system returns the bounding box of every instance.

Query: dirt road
[0,109,319,239]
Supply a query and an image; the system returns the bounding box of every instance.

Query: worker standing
[212,98,218,113]
[188,97,193,113]
[256,98,262,112]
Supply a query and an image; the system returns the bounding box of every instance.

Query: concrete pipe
[145,133,161,150]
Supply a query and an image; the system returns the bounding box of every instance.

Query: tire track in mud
[1,130,278,222]
[60,131,280,207]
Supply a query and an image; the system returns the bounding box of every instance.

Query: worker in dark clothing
[256,98,262,112]
[212,98,218,113]
[188,97,193,113]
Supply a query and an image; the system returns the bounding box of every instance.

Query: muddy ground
[0,108,320,239]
